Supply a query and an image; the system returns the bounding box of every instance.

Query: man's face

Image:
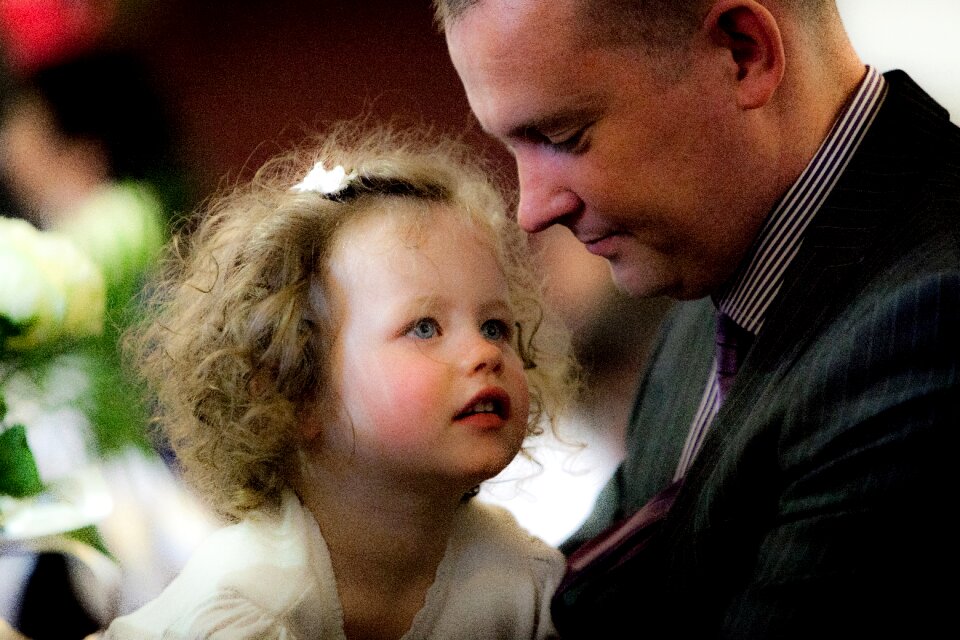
[446,0,776,299]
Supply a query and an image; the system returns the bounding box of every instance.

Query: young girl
[103,124,576,639]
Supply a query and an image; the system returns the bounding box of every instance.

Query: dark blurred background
[5,0,507,195]
[112,0,506,189]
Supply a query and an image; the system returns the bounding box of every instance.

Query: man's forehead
[445,0,594,133]
[446,0,575,25]
[445,0,581,58]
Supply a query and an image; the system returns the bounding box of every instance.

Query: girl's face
[320,207,530,495]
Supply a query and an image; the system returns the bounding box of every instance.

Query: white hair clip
[291,161,358,196]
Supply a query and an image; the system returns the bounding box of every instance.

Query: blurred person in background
[0,49,186,303]
[0,49,187,459]
[0,46,212,640]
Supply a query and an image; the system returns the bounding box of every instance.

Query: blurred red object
[0,0,114,75]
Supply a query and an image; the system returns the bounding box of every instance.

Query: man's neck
[772,10,866,197]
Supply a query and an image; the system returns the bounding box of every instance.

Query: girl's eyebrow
[479,298,514,318]
[403,296,512,317]
[407,294,443,311]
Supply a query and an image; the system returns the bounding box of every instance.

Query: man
[437,0,958,637]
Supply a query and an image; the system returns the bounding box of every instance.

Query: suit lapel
[620,298,715,510]
[683,70,951,492]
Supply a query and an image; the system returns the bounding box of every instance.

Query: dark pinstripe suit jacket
[554,71,960,638]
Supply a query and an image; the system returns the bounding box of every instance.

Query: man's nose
[515,152,583,233]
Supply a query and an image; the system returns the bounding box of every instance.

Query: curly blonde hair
[129,122,576,520]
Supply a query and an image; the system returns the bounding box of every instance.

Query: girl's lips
[455,387,512,429]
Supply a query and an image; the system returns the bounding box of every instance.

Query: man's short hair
[434,0,832,51]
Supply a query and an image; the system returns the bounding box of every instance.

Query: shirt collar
[714,66,888,335]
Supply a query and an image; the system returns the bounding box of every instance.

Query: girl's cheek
[515,381,531,432]
[365,366,443,443]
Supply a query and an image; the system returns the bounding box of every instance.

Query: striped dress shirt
[674,66,889,479]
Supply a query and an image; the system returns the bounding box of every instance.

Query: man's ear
[704,0,785,109]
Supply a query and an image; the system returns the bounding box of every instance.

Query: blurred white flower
[291,162,357,195]
[0,217,105,351]
[0,220,62,344]
[55,182,165,297]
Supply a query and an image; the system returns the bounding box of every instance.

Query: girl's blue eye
[409,318,440,339]
[480,319,510,342]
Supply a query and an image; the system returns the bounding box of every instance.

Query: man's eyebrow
[504,103,602,142]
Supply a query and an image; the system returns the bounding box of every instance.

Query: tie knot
[715,312,754,401]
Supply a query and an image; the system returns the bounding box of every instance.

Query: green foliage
[66,524,114,560]
[77,329,153,455]
[0,425,44,498]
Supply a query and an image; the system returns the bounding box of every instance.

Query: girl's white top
[102,489,564,639]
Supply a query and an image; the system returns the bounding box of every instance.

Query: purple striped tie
[715,312,754,402]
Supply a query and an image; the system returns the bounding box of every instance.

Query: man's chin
[608,260,677,299]
[607,251,722,300]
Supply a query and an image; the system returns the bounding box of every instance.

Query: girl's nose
[463,335,504,375]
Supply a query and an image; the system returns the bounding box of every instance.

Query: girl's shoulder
[407,501,564,639]
[103,489,345,639]
[451,499,564,575]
